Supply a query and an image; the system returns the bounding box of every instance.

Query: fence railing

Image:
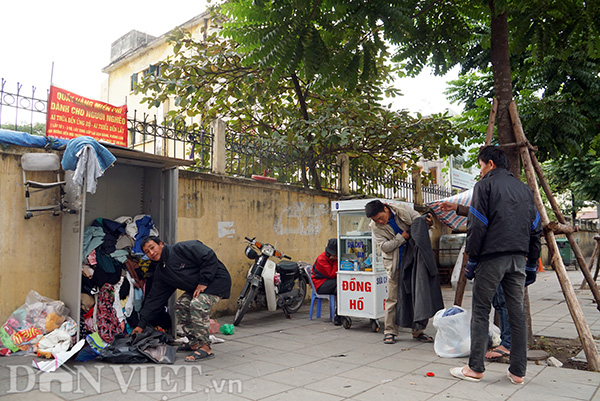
[0,79,453,202]
[128,110,212,168]
[225,129,339,191]
[0,79,48,133]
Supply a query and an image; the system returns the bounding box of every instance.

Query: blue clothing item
[110,249,130,263]
[492,285,511,350]
[387,211,405,269]
[442,306,465,317]
[133,288,144,312]
[387,212,403,236]
[132,215,156,254]
[0,129,68,149]
[61,136,116,172]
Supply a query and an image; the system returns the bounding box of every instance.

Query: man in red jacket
[311,238,342,325]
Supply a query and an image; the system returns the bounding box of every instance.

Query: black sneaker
[334,315,342,326]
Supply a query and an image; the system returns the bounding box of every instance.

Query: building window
[130,73,138,91]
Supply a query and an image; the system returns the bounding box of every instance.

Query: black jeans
[469,254,527,377]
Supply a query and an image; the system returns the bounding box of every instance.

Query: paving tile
[263,350,325,368]
[436,375,520,401]
[294,358,360,376]
[367,353,430,373]
[223,360,290,377]
[261,366,325,387]
[509,379,598,401]
[234,377,293,400]
[390,370,457,394]
[0,389,65,400]
[338,365,405,384]
[304,375,376,398]
[259,387,343,401]
[348,380,434,401]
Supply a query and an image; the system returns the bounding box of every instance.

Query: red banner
[46,85,128,147]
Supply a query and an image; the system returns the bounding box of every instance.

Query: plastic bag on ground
[209,319,221,334]
[1,290,70,355]
[433,305,471,358]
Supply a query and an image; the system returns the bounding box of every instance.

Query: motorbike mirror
[245,245,259,260]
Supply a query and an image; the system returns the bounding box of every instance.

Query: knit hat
[325,238,338,256]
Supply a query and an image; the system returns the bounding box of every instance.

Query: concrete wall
[176,171,340,314]
[0,146,340,321]
[0,148,63,320]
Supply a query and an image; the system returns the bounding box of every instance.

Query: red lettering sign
[46,85,128,146]
[341,279,372,293]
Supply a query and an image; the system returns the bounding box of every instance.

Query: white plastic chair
[303,264,335,322]
[21,153,67,219]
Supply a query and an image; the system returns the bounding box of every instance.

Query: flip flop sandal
[450,367,482,382]
[185,349,215,362]
[383,334,396,344]
[507,368,524,385]
[413,333,434,343]
[177,343,194,352]
[485,348,510,362]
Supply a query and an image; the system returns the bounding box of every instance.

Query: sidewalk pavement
[0,269,599,400]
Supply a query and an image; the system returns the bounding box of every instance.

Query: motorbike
[233,237,309,326]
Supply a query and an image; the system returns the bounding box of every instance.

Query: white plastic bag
[433,306,471,358]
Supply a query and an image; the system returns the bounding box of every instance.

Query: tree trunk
[489,1,532,344]
[489,2,519,176]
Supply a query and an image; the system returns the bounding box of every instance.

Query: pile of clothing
[79,214,170,344]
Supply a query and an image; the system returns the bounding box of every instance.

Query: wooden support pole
[527,149,600,308]
[594,249,600,282]
[485,98,498,146]
[580,235,600,289]
[545,221,580,235]
[453,248,469,307]
[509,100,600,372]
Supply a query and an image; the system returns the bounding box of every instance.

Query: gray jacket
[369,203,421,276]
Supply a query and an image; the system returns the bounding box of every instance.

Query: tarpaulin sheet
[425,189,472,230]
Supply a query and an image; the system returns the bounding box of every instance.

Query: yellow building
[101,11,215,158]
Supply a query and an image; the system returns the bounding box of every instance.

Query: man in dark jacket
[450,146,541,385]
[132,236,231,362]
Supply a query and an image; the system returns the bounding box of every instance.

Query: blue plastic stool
[303,264,336,322]
[310,291,335,321]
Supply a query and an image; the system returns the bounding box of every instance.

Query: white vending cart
[331,199,393,332]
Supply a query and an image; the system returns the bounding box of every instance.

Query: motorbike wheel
[286,275,308,314]
[233,284,258,326]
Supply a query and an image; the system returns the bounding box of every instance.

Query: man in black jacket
[132,236,231,361]
[450,146,541,385]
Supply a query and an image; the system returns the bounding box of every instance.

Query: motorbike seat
[276,261,298,273]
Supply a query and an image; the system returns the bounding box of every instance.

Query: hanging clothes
[96,284,122,344]
[61,136,116,194]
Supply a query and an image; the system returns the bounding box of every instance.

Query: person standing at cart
[449,146,541,385]
[311,238,342,325]
[365,200,434,344]
[132,236,231,362]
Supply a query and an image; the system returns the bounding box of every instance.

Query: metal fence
[0,79,48,133]
[225,129,339,191]
[128,110,212,167]
[0,79,453,202]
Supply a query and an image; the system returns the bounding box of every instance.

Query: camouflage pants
[176,292,220,347]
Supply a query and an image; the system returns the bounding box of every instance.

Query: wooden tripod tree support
[580,235,600,290]
[508,100,600,372]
